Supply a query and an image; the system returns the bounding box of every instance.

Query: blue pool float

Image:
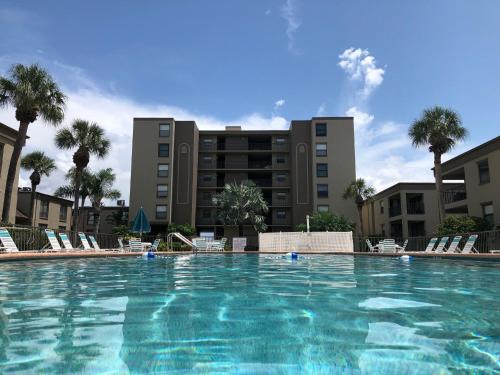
[142,251,156,259]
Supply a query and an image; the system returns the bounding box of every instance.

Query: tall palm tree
[87,168,121,233]
[409,106,468,222]
[20,151,56,226]
[54,120,110,232]
[0,64,65,222]
[212,181,269,237]
[343,178,375,235]
[54,168,93,208]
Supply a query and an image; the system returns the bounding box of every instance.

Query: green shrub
[296,212,355,232]
[436,216,492,236]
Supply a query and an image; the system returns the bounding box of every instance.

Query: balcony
[443,190,467,204]
[389,194,402,218]
[407,201,425,215]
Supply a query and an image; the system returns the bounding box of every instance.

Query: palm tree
[54,168,93,208]
[212,181,269,237]
[54,120,110,232]
[20,151,56,226]
[0,64,65,222]
[343,178,375,235]
[87,168,121,233]
[409,106,468,222]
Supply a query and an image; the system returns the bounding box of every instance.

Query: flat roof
[18,190,73,205]
[442,136,500,171]
[369,181,464,200]
[0,122,20,141]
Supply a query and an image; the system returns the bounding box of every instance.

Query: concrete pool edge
[0,251,499,262]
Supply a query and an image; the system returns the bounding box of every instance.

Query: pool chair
[365,239,378,252]
[380,239,396,253]
[128,238,143,252]
[118,237,129,251]
[150,239,161,252]
[445,236,462,253]
[424,237,438,253]
[78,232,92,250]
[396,239,409,253]
[434,237,449,253]
[58,232,76,251]
[459,234,479,254]
[88,235,104,251]
[210,237,227,252]
[44,229,62,252]
[192,238,209,252]
[0,227,19,252]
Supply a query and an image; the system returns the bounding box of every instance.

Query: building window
[202,209,211,219]
[380,201,384,214]
[317,205,329,213]
[477,159,490,184]
[38,223,48,228]
[276,173,286,182]
[316,143,327,156]
[87,212,95,225]
[59,205,67,222]
[482,203,494,226]
[276,210,286,219]
[277,192,287,200]
[316,123,327,137]
[276,155,286,164]
[159,123,170,137]
[202,175,213,182]
[202,138,213,144]
[156,205,167,220]
[157,184,168,198]
[158,144,169,157]
[39,200,49,219]
[157,164,169,177]
[317,184,328,198]
[276,137,286,145]
[316,163,328,177]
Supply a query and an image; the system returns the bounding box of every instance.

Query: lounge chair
[88,235,102,251]
[210,237,227,251]
[397,239,409,253]
[0,227,19,252]
[78,232,92,250]
[365,239,377,252]
[128,238,143,252]
[434,237,449,253]
[59,232,76,250]
[380,239,396,253]
[424,237,438,253]
[460,234,479,254]
[192,238,208,251]
[44,229,62,252]
[150,239,161,252]
[445,236,462,253]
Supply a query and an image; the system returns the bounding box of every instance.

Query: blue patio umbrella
[131,207,151,238]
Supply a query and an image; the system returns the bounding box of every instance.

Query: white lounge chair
[445,236,462,253]
[210,238,227,251]
[128,238,143,252]
[424,237,438,253]
[44,229,62,252]
[192,238,208,251]
[434,237,449,253]
[380,239,396,253]
[78,232,92,250]
[118,237,128,251]
[0,227,19,252]
[150,239,161,252]
[397,239,409,253]
[365,239,377,252]
[88,235,102,251]
[58,232,76,250]
[460,234,479,254]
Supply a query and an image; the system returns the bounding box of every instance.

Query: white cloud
[316,103,326,116]
[0,61,288,205]
[274,99,285,111]
[265,9,271,15]
[281,0,301,53]
[338,48,385,100]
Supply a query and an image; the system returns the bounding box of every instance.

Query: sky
[0,0,499,204]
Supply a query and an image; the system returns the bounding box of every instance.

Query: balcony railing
[389,207,402,217]
[443,190,467,204]
[407,201,425,215]
[199,142,290,152]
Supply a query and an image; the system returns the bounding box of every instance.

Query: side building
[130,117,357,247]
[78,205,129,234]
[0,122,22,223]
[16,188,73,230]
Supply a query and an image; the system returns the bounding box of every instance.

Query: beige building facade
[0,122,21,224]
[130,117,357,247]
[77,206,129,234]
[16,189,73,230]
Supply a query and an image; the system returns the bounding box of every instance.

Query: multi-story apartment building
[130,117,357,247]
[78,205,129,234]
[362,182,464,238]
[441,136,499,229]
[0,122,22,223]
[16,189,73,230]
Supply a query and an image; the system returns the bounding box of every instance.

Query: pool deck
[0,250,499,262]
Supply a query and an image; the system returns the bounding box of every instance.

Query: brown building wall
[0,123,21,224]
[16,191,72,230]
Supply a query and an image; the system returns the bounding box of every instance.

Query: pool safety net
[258,231,353,253]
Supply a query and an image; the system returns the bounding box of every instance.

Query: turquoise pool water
[0,255,498,374]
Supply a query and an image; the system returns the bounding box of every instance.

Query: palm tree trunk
[238,225,244,237]
[72,168,83,235]
[2,121,29,222]
[29,182,37,226]
[357,204,364,236]
[434,152,446,223]
[95,206,101,234]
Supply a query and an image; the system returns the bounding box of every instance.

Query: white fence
[258,231,354,253]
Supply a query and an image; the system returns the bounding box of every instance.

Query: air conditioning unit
[22,187,32,192]
[117,200,125,207]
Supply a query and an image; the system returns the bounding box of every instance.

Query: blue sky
[1,0,499,201]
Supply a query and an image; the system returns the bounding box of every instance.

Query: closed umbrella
[131,207,151,239]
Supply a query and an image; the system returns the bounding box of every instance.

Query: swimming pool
[0,255,498,374]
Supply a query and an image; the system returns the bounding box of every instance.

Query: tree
[296,212,355,232]
[342,178,375,235]
[166,223,196,238]
[54,168,93,208]
[436,216,492,236]
[409,106,468,223]
[0,64,65,222]
[54,120,110,233]
[212,181,269,237]
[86,168,121,234]
[20,151,56,226]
